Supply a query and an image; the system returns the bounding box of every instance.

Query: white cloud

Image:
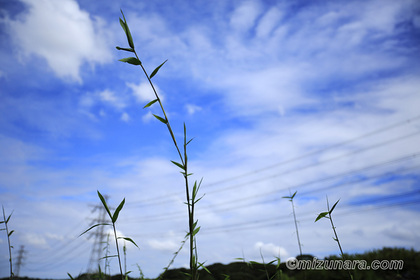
[127,81,163,103]
[148,238,180,252]
[121,112,130,122]
[99,89,126,110]
[142,110,155,123]
[254,242,289,260]
[6,0,113,82]
[185,104,202,115]
[230,0,261,33]
[255,7,283,38]
[21,233,48,248]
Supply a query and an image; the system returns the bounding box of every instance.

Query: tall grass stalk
[80,191,138,280]
[282,190,302,256]
[116,10,203,280]
[1,205,14,279]
[315,196,353,280]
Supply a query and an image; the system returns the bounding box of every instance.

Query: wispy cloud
[0,0,419,278]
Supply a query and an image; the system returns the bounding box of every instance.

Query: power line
[126,190,420,238]
[119,154,420,223]
[124,114,420,206]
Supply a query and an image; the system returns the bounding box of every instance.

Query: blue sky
[1,0,420,278]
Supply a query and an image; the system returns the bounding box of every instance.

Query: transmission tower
[87,195,110,273]
[15,245,26,277]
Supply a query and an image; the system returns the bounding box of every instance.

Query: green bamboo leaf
[186,137,194,146]
[67,273,75,280]
[198,262,211,274]
[194,194,205,204]
[8,230,14,237]
[192,226,201,236]
[192,178,203,200]
[315,212,329,222]
[118,237,140,248]
[97,191,112,219]
[143,99,158,109]
[171,160,185,170]
[79,223,111,237]
[119,57,141,65]
[120,10,135,49]
[267,260,276,265]
[192,220,198,230]
[291,191,297,199]
[153,114,167,124]
[100,255,118,260]
[112,198,125,223]
[329,199,340,214]
[116,46,134,52]
[150,60,168,79]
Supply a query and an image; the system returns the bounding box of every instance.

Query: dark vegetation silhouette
[2,247,418,280]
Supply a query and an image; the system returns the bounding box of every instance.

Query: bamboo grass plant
[80,191,139,280]
[116,10,204,280]
[282,190,303,257]
[1,205,14,279]
[315,196,353,280]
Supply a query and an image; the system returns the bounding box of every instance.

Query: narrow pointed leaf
[150,60,168,79]
[116,46,134,52]
[8,230,14,237]
[153,114,167,124]
[192,220,198,231]
[267,260,276,265]
[198,262,211,274]
[5,213,13,224]
[100,255,118,260]
[329,199,340,214]
[171,160,185,170]
[291,191,297,199]
[315,212,329,222]
[194,194,205,204]
[97,191,112,219]
[112,198,125,223]
[118,237,139,248]
[79,223,111,237]
[68,273,75,280]
[192,226,201,236]
[143,99,158,109]
[120,10,135,49]
[119,57,141,65]
[186,137,195,146]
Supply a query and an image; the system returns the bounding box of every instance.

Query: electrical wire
[124,114,420,206]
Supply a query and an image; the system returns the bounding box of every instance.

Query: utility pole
[15,245,26,277]
[87,195,110,273]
